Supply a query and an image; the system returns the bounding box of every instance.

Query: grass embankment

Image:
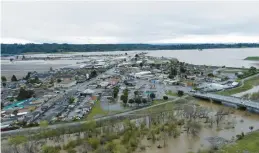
[219,131,259,153]
[87,100,108,119]
[244,56,259,61]
[152,99,167,105]
[217,76,259,96]
[199,131,259,153]
[166,90,178,96]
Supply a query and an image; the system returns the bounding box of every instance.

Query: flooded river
[140,100,259,153]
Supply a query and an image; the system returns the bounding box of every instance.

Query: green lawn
[217,76,259,96]
[244,56,259,61]
[152,99,167,105]
[219,131,259,153]
[87,100,108,119]
[166,90,178,96]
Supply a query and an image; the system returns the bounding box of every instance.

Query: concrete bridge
[192,92,259,113]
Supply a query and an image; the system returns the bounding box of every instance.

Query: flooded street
[140,100,259,153]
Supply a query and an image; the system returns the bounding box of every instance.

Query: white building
[135,71,152,78]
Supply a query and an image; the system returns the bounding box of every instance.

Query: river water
[140,100,259,153]
[1,48,259,79]
[147,48,259,68]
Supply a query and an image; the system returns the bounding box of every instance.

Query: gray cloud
[2,1,259,43]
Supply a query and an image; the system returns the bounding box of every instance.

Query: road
[238,73,259,89]
[1,96,185,137]
[193,92,259,109]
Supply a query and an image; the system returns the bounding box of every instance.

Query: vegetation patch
[217,76,259,96]
[166,90,178,96]
[87,100,108,119]
[244,56,259,61]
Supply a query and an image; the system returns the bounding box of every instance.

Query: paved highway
[193,92,259,109]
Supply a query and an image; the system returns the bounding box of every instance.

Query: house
[135,71,152,78]
[99,81,109,88]
[80,89,95,96]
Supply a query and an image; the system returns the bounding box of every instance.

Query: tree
[2,82,6,87]
[135,98,141,106]
[168,60,177,79]
[1,76,7,82]
[207,73,214,77]
[249,66,257,74]
[180,66,186,73]
[177,90,184,97]
[24,72,31,80]
[150,93,156,101]
[16,87,35,101]
[90,70,97,78]
[125,52,128,55]
[57,78,62,83]
[12,109,19,116]
[163,96,168,100]
[49,67,53,71]
[22,55,26,60]
[69,97,75,104]
[1,102,4,109]
[139,62,143,68]
[135,54,139,58]
[11,75,18,82]
[142,98,147,104]
[249,126,254,131]
[113,86,119,98]
[128,99,135,105]
[120,95,128,106]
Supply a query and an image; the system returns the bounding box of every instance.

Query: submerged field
[3,97,259,153]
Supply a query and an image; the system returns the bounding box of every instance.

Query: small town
[2,52,258,132]
[1,1,259,153]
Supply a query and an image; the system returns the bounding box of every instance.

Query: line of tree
[120,89,129,106]
[2,43,259,54]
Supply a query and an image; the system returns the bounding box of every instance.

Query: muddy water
[140,100,259,153]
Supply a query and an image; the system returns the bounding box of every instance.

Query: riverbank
[200,130,259,153]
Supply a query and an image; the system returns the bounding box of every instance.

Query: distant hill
[1,43,259,54]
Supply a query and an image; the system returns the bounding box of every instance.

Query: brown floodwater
[139,100,259,153]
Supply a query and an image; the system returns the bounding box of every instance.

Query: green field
[244,56,259,61]
[217,76,259,96]
[87,100,108,119]
[220,131,259,153]
[166,90,178,96]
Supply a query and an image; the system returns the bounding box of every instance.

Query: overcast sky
[1,1,259,44]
